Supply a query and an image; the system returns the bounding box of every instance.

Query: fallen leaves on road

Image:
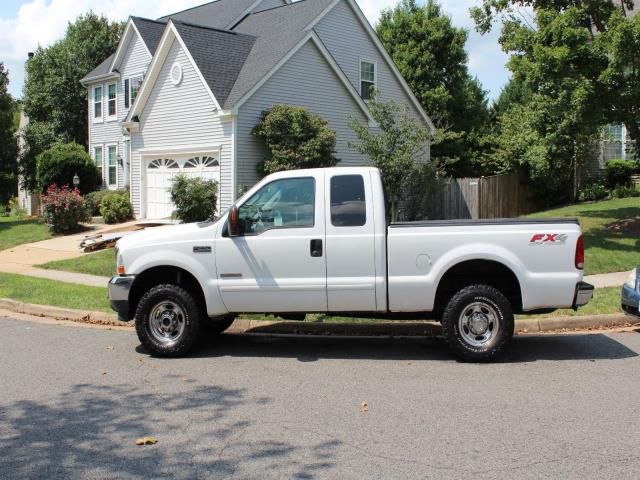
[135,437,158,446]
[360,401,368,413]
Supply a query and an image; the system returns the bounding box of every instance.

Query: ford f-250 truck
[109,167,593,361]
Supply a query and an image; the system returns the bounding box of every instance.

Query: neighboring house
[80,0,434,219]
[583,1,638,181]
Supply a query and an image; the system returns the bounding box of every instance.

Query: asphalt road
[1,315,640,480]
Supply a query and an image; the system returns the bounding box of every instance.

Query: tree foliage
[377,0,491,176]
[252,105,338,176]
[21,12,122,191]
[349,94,434,221]
[472,0,640,203]
[0,63,17,205]
[36,142,97,194]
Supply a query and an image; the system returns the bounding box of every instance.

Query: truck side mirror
[228,206,240,237]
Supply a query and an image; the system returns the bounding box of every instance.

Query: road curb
[0,298,637,334]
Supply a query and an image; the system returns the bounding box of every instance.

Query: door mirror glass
[228,206,240,237]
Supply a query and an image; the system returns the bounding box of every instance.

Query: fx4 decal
[529,233,568,245]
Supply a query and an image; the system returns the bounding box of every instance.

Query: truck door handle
[310,239,323,257]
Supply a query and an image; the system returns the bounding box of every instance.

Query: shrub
[579,180,609,202]
[169,174,218,223]
[85,189,128,216]
[7,196,25,218]
[605,159,637,188]
[252,104,338,176]
[611,185,640,198]
[99,192,133,224]
[36,142,98,194]
[41,184,89,234]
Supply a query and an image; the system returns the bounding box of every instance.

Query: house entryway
[144,154,220,219]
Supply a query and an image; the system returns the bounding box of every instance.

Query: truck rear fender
[431,244,526,313]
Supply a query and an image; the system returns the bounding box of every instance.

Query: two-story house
[81,0,434,219]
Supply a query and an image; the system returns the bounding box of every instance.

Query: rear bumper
[573,281,594,308]
[621,283,640,319]
[108,275,134,321]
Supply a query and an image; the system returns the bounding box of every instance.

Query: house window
[93,145,103,185]
[603,124,625,162]
[124,77,142,109]
[93,86,103,121]
[360,60,376,100]
[107,145,117,186]
[107,83,117,119]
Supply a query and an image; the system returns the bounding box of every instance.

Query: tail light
[575,235,584,270]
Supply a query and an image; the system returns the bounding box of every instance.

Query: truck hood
[117,221,214,249]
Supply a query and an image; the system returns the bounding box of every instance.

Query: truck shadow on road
[187,331,639,363]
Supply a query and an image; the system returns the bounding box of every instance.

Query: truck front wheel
[441,284,514,362]
[135,284,203,357]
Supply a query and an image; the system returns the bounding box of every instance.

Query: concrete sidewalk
[0,221,140,287]
[584,270,631,288]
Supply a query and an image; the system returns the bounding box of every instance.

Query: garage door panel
[145,155,220,219]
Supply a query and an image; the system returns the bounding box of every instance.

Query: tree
[252,105,338,175]
[349,94,434,221]
[21,13,122,190]
[36,142,97,194]
[377,0,491,176]
[0,63,17,205]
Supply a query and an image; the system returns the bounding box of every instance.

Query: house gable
[236,39,370,189]
[129,36,234,216]
[313,0,435,132]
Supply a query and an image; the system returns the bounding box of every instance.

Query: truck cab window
[238,177,315,235]
[330,175,366,227]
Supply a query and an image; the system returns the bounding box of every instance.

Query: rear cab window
[330,175,366,227]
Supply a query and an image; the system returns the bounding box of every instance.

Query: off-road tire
[441,284,514,362]
[135,284,203,357]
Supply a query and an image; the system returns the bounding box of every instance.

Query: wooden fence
[409,172,534,220]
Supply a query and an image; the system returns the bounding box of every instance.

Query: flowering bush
[41,184,89,234]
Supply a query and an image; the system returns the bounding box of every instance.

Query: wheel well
[129,266,206,319]
[434,260,522,314]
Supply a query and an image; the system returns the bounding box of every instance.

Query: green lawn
[528,197,640,275]
[0,272,111,312]
[38,249,115,277]
[0,216,51,251]
[521,286,621,319]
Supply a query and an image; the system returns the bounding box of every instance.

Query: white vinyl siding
[314,0,423,120]
[236,40,369,191]
[87,29,152,193]
[130,38,233,218]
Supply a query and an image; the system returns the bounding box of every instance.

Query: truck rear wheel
[441,284,514,362]
[135,284,203,357]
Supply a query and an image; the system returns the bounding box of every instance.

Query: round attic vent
[170,63,183,86]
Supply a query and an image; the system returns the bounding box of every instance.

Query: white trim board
[137,144,223,156]
[109,19,152,74]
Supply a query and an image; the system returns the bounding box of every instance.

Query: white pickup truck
[109,167,593,361]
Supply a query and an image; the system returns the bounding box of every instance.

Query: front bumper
[108,275,135,321]
[573,281,594,308]
[621,283,640,319]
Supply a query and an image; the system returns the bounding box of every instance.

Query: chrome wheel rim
[458,301,499,347]
[149,300,186,345]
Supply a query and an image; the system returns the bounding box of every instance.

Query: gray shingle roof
[158,0,259,29]
[81,54,116,83]
[131,17,167,54]
[223,0,335,108]
[172,21,257,107]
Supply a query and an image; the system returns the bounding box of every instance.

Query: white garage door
[145,155,220,219]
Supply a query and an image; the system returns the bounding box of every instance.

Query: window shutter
[124,79,130,108]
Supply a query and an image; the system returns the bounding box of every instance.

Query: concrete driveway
[1,313,640,479]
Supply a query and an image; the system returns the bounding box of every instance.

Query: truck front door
[215,172,327,312]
